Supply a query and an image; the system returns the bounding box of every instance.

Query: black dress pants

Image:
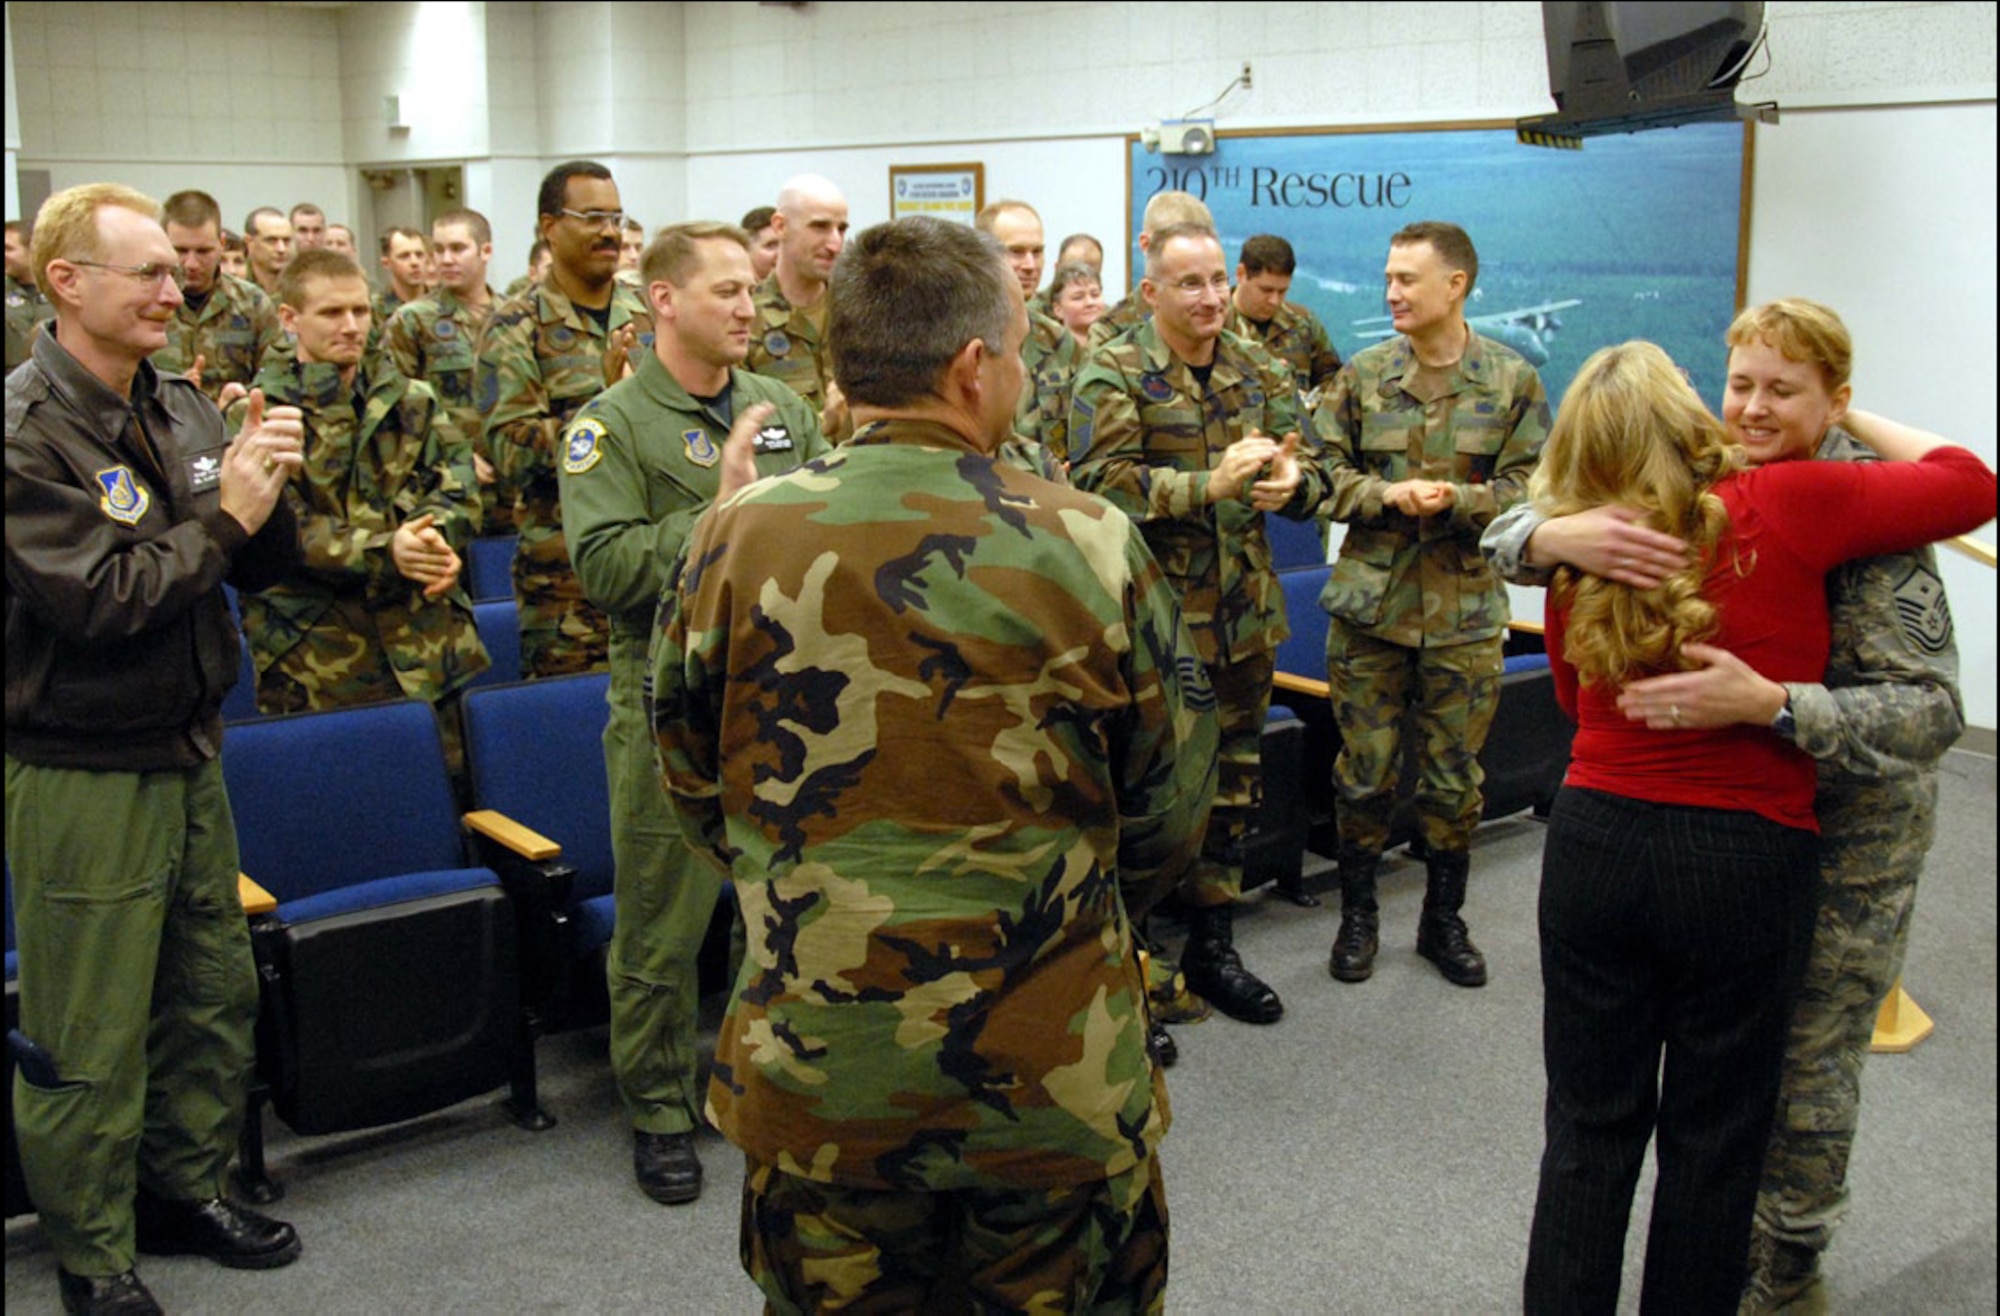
[1525,787,1819,1315]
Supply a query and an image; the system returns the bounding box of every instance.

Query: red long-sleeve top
[1547,446,1995,832]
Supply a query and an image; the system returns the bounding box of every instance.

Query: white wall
[685,137,1133,294]
[1748,101,1998,722]
[8,1,353,236]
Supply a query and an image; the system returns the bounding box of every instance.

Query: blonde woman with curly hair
[1519,341,1993,1315]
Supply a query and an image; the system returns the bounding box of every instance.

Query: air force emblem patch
[1140,374,1175,402]
[96,466,151,526]
[683,427,719,467]
[563,418,607,474]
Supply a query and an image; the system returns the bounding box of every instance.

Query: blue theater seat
[467,534,517,603]
[460,673,618,1035]
[469,598,522,688]
[221,697,543,1200]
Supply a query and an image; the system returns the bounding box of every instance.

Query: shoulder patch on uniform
[1070,395,1095,456]
[1141,373,1174,402]
[764,330,791,358]
[1893,560,1954,655]
[683,427,719,467]
[563,418,608,474]
[95,465,151,526]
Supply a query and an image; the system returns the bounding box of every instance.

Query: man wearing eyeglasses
[1088,191,1213,350]
[5,183,307,1315]
[151,190,286,406]
[1314,221,1549,991]
[475,159,652,678]
[1070,222,1330,1038]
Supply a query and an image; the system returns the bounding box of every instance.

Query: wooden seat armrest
[463,809,562,861]
[1273,670,1332,701]
[237,873,277,916]
[1507,618,1545,636]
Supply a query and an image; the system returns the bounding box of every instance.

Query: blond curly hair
[1531,341,1750,687]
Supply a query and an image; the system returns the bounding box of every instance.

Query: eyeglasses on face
[1169,273,1231,296]
[559,208,626,229]
[68,260,188,291]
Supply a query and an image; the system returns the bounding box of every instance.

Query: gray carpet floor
[8,751,1993,1314]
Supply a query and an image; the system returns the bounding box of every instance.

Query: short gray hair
[1143,222,1219,280]
[829,217,1013,409]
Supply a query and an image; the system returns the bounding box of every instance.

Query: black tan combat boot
[1740,1229,1826,1315]
[1416,849,1488,987]
[1181,903,1283,1023]
[1329,846,1381,982]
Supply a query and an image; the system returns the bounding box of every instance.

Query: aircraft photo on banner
[1126,121,1748,410]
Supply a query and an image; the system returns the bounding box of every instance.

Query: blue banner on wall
[1128,122,1748,409]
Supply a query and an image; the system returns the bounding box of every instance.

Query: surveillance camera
[1141,125,1162,153]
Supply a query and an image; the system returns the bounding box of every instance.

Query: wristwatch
[1770,691,1797,741]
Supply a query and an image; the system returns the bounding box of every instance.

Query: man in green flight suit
[560,221,827,1206]
[1316,221,1549,989]
[1070,221,1331,1030]
[653,213,1216,1315]
[476,160,653,678]
[7,182,306,1316]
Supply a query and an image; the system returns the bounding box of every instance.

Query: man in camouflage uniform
[1070,221,1330,1028]
[151,191,286,406]
[5,218,57,375]
[502,239,550,300]
[1483,306,1964,1314]
[1316,220,1548,990]
[386,207,513,534]
[373,226,429,328]
[1089,191,1213,350]
[653,214,1216,1316]
[560,221,826,1208]
[475,160,651,678]
[288,203,327,253]
[975,198,1081,464]
[231,250,488,779]
[742,174,848,431]
[1230,233,1343,406]
[242,206,291,299]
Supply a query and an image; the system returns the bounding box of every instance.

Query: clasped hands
[1213,431,1303,511]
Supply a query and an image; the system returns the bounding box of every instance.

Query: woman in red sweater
[1520,340,1994,1314]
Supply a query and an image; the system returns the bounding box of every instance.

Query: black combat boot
[1328,846,1381,982]
[1416,849,1487,987]
[1181,903,1283,1023]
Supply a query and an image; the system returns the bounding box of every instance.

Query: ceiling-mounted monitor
[1518,1,1778,147]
